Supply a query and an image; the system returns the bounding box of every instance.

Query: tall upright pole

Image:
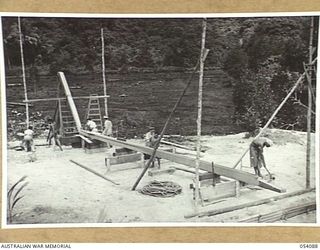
[101,28,108,116]
[18,16,29,127]
[131,51,209,191]
[195,18,207,209]
[306,16,314,189]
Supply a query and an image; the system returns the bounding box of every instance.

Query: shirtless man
[249,137,273,177]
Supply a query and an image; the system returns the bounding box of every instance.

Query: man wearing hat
[102,115,113,137]
[144,126,155,146]
[250,137,273,177]
[144,127,161,168]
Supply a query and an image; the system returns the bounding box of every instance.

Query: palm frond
[7,176,27,199]
[13,182,29,201]
[11,196,24,210]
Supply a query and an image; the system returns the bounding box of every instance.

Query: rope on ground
[139,180,182,198]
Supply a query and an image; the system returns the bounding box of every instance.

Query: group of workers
[20,113,272,178]
[85,115,113,137]
[141,126,273,177]
[141,126,274,177]
[20,115,114,153]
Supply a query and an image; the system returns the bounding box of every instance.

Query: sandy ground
[5,129,316,225]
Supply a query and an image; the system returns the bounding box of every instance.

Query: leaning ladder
[58,98,78,137]
[86,94,103,131]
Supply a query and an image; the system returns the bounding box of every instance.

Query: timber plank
[57,72,82,131]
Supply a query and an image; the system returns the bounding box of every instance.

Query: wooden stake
[101,28,108,117]
[195,18,207,210]
[18,17,29,127]
[306,16,314,189]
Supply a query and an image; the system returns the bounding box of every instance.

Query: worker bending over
[22,126,35,152]
[250,137,273,177]
[86,118,98,132]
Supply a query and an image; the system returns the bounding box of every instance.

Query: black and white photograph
[1,14,318,226]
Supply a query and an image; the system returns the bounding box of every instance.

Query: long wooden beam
[57,72,82,131]
[80,130,284,193]
[23,95,110,103]
[8,101,33,107]
[70,160,119,185]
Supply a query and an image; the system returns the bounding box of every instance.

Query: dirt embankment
[6,69,238,138]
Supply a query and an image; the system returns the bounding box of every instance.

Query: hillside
[2,16,317,136]
[6,69,237,137]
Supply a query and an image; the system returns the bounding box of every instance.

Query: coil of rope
[139,180,182,198]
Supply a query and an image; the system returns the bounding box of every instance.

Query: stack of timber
[238,201,316,223]
[184,188,315,219]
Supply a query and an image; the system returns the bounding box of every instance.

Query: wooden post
[140,153,144,168]
[106,158,111,172]
[236,159,243,197]
[101,28,108,117]
[195,18,207,210]
[18,17,29,127]
[130,49,209,191]
[58,99,63,136]
[306,16,314,189]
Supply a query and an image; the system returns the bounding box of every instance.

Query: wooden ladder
[58,98,78,137]
[86,95,103,131]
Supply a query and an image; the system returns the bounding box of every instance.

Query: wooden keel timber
[80,130,284,193]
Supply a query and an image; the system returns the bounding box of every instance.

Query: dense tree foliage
[2,16,317,133]
[223,17,317,132]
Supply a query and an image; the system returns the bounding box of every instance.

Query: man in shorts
[250,137,273,177]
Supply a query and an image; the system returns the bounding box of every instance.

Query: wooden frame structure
[23,72,109,142]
